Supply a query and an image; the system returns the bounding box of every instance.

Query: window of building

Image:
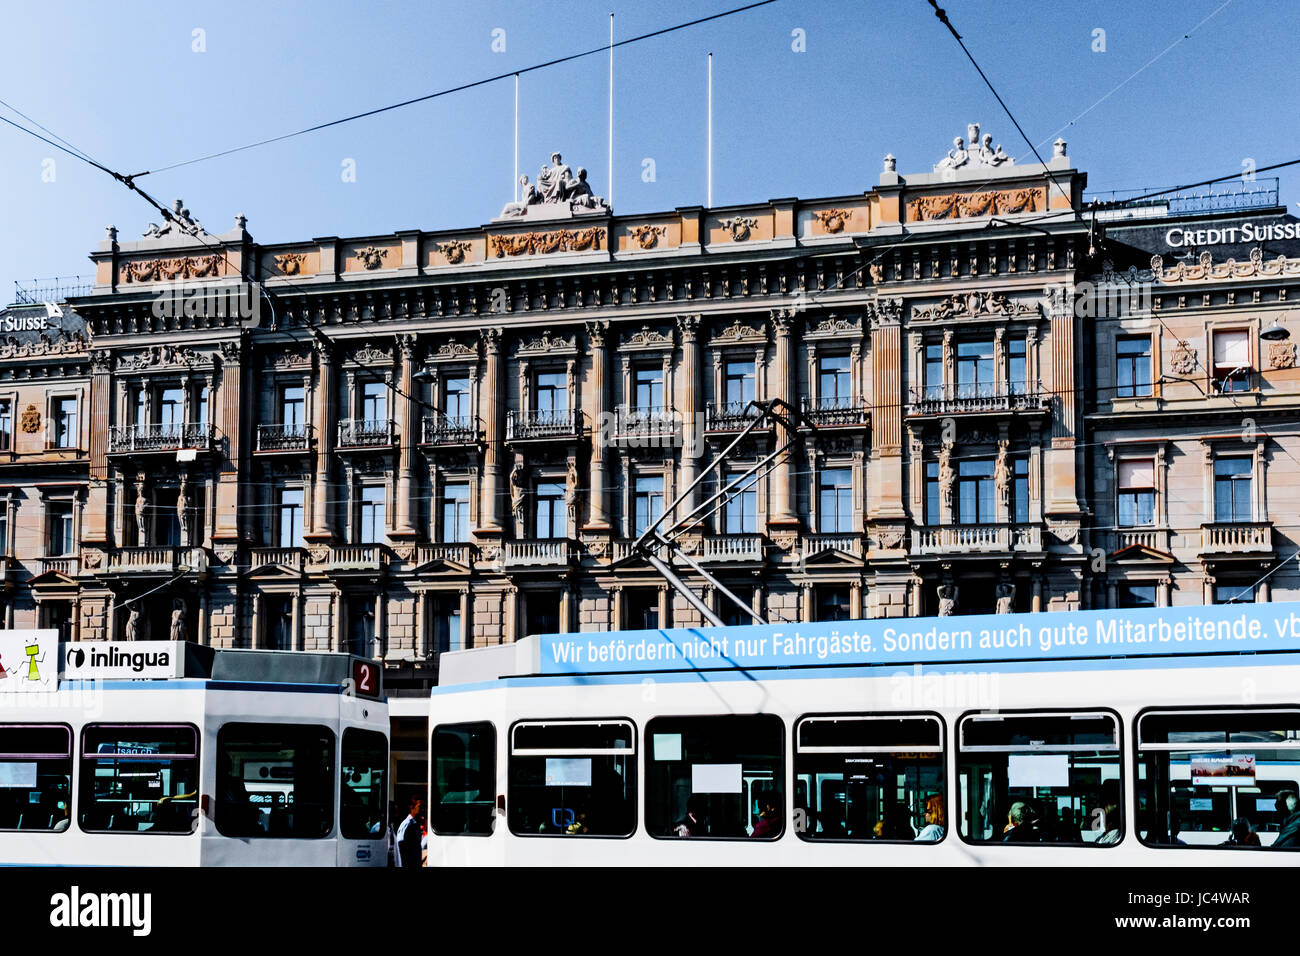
[361,381,387,423]
[444,376,471,421]
[535,481,566,539]
[634,475,664,537]
[158,387,183,433]
[1213,458,1252,522]
[535,371,568,415]
[956,340,995,398]
[280,386,306,432]
[1136,709,1300,850]
[957,712,1122,846]
[132,388,146,428]
[1117,459,1155,527]
[40,603,72,643]
[0,724,72,832]
[0,509,7,557]
[264,595,294,650]
[819,355,851,407]
[957,460,995,524]
[634,367,664,412]
[818,468,853,533]
[1212,330,1251,392]
[430,722,495,836]
[0,400,11,451]
[441,483,470,543]
[277,488,304,549]
[346,597,376,657]
[340,728,387,841]
[724,360,756,408]
[645,714,784,840]
[815,586,852,622]
[1116,336,1152,398]
[1213,583,1254,604]
[925,461,940,524]
[721,588,755,628]
[527,591,561,636]
[79,724,199,834]
[216,723,334,839]
[924,344,944,400]
[430,593,462,654]
[794,715,945,842]
[509,720,636,837]
[52,397,77,449]
[724,471,758,534]
[47,503,74,556]
[1118,583,1157,608]
[1012,457,1030,524]
[357,486,385,544]
[1008,338,1028,395]
[625,589,659,630]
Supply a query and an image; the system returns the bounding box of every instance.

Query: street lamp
[1261,322,1290,342]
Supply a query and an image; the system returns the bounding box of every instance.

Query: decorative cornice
[709,316,767,345]
[907,187,1041,222]
[436,240,473,264]
[427,339,479,363]
[912,291,1038,321]
[275,252,308,275]
[813,208,853,234]
[515,330,578,356]
[628,224,667,249]
[117,344,209,371]
[490,227,605,258]
[805,313,862,339]
[0,334,88,359]
[121,255,223,283]
[349,345,393,366]
[355,246,389,270]
[720,217,757,242]
[1149,248,1300,284]
[621,324,673,350]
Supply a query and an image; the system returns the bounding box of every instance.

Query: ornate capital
[219,339,243,363]
[585,320,609,349]
[675,314,702,343]
[396,333,417,360]
[90,349,112,373]
[481,327,502,355]
[770,308,795,336]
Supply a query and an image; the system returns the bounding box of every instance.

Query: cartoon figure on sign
[18,639,44,682]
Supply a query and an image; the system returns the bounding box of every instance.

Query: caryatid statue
[996,581,1017,615]
[937,583,959,617]
[177,475,191,546]
[134,480,148,546]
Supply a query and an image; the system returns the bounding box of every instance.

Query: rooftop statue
[498,152,610,219]
[934,124,1013,173]
[143,198,208,238]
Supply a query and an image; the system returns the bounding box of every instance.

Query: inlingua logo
[49,886,151,936]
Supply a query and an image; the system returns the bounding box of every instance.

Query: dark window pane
[216,723,334,839]
[0,724,72,832]
[508,721,636,837]
[340,729,387,840]
[431,722,495,835]
[79,724,199,834]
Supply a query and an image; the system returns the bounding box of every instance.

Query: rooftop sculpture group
[499,152,610,219]
[935,123,1011,172]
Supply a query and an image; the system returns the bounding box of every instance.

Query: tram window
[793,715,945,842]
[1136,708,1300,850]
[645,714,784,840]
[508,720,635,837]
[0,724,72,832]
[431,722,495,836]
[340,729,388,840]
[79,724,199,835]
[216,724,334,839]
[956,712,1121,847]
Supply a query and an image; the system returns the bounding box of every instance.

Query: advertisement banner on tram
[62,642,186,681]
[533,602,1300,675]
[0,631,60,693]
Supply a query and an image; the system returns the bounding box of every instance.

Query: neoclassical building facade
[0,126,1296,696]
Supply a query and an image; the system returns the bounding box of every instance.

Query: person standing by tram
[396,797,424,868]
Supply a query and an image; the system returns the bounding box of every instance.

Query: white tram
[427,601,1300,865]
[0,636,389,866]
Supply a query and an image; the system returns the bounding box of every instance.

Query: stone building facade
[0,126,1295,697]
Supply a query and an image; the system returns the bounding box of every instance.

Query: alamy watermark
[151,279,262,326]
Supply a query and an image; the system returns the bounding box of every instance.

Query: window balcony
[705,402,768,433]
[421,415,479,446]
[314,544,386,572]
[800,533,864,561]
[1200,521,1273,556]
[905,383,1050,418]
[106,546,205,574]
[1112,528,1171,554]
[108,423,215,454]
[36,556,79,576]
[337,419,394,448]
[910,523,1042,556]
[503,539,573,568]
[249,547,305,572]
[613,406,681,446]
[256,423,313,453]
[800,397,869,429]
[412,543,476,568]
[699,533,765,563]
[507,408,579,442]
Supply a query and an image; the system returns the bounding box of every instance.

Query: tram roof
[436,601,1300,687]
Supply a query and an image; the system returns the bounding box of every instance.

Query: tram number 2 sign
[351,659,381,700]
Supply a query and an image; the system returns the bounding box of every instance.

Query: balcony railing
[256,423,312,452]
[107,546,205,574]
[421,415,479,445]
[613,406,681,445]
[1112,528,1170,553]
[700,533,765,562]
[108,422,214,454]
[36,556,79,576]
[1201,522,1273,555]
[503,539,572,568]
[337,419,394,448]
[412,543,476,568]
[249,547,304,572]
[801,533,864,560]
[800,396,869,428]
[507,408,579,441]
[910,523,1042,556]
[705,402,766,432]
[906,383,1048,417]
[320,544,386,571]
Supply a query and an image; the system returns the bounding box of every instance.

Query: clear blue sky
[1,0,1296,300]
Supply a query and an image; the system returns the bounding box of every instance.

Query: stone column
[1045,288,1082,515]
[677,315,702,514]
[307,340,336,540]
[85,350,113,546]
[770,309,797,527]
[868,300,906,518]
[478,329,504,534]
[213,338,246,545]
[584,321,611,529]
[393,334,418,538]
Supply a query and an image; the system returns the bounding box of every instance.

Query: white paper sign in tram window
[1007,753,1070,789]
[692,763,742,794]
[653,733,682,761]
[1189,798,1215,812]
[1258,798,1278,813]
[545,757,592,788]
[0,762,37,788]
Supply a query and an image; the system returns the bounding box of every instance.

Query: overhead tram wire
[127,0,781,180]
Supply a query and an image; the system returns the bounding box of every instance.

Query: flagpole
[707,52,713,208]
[514,73,520,203]
[608,13,614,208]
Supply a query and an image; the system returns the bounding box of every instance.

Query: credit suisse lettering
[1166,222,1300,247]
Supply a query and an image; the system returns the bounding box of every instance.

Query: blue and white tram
[0,637,389,866]
[427,601,1300,865]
